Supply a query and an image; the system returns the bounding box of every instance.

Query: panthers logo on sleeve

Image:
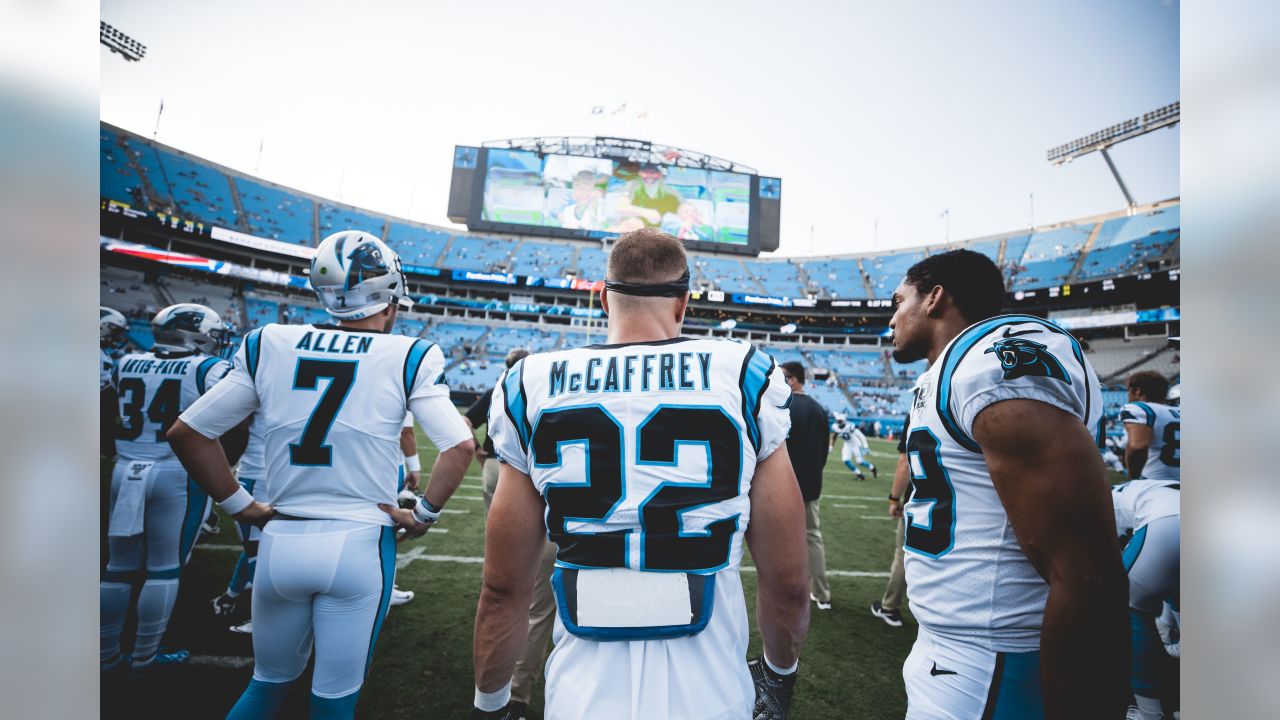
[984,335,1071,384]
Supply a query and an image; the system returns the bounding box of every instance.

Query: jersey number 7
[290,359,358,466]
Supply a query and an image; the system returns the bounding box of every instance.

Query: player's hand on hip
[379,503,434,539]
[233,501,275,529]
[405,470,420,491]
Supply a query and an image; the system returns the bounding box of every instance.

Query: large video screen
[478,149,753,247]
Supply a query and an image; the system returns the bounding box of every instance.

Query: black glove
[469,705,514,720]
[748,656,798,720]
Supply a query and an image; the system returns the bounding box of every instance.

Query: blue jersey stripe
[244,328,263,380]
[935,314,1087,454]
[402,339,435,396]
[1133,402,1157,426]
[739,348,774,451]
[195,356,221,395]
[503,360,532,451]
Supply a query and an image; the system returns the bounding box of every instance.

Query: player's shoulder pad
[1120,401,1156,426]
[497,357,533,452]
[937,314,1090,452]
[195,354,231,395]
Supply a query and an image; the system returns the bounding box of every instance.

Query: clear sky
[100,0,1179,257]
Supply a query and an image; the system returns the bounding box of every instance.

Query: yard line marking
[859,516,895,521]
[450,496,485,501]
[442,508,470,514]
[832,503,868,509]
[194,543,891,578]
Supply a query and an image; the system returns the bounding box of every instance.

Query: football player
[471,228,810,719]
[888,249,1129,719]
[168,231,475,718]
[1120,371,1180,481]
[831,413,877,480]
[100,303,240,672]
[100,306,129,459]
[1112,480,1180,720]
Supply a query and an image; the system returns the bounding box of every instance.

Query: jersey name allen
[293,330,375,355]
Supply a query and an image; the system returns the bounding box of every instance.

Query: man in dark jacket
[780,361,833,610]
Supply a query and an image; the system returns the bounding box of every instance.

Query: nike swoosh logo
[1002,327,1043,338]
[930,662,958,677]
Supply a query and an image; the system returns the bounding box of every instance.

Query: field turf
[101,422,1137,719]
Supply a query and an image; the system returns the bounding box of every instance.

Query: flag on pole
[591,105,604,115]
[636,110,648,120]
[153,98,165,138]
[611,102,627,116]
[939,208,949,218]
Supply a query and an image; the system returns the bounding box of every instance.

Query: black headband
[604,269,691,298]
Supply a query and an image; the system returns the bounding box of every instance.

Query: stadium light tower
[1047,101,1178,211]
[100,21,147,62]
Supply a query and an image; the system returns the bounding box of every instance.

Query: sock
[227,552,257,596]
[132,575,180,665]
[1131,610,1164,704]
[311,690,361,720]
[844,461,858,474]
[227,678,294,720]
[99,579,132,664]
[1134,694,1163,720]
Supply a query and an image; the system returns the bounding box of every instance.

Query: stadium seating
[798,258,866,299]
[123,137,176,208]
[448,356,507,394]
[806,382,854,418]
[318,203,385,238]
[153,146,238,227]
[889,357,928,380]
[805,348,885,379]
[1083,336,1172,380]
[236,177,315,246]
[692,256,761,294]
[511,240,577,278]
[430,323,488,356]
[1009,224,1093,289]
[845,383,913,419]
[244,296,282,327]
[746,260,807,297]
[575,247,608,279]
[100,128,146,207]
[101,266,163,320]
[387,223,451,267]
[441,235,515,272]
[483,326,561,355]
[759,344,807,367]
[1076,207,1180,280]
[862,250,926,298]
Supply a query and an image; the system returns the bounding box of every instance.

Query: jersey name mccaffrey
[293,330,375,355]
[547,350,713,398]
[117,358,194,375]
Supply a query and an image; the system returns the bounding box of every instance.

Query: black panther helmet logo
[160,310,207,333]
[985,337,1071,384]
[344,242,391,290]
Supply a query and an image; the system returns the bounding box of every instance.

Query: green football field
[101,422,1134,719]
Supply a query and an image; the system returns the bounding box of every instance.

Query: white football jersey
[1119,401,1180,481]
[851,427,869,449]
[236,412,267,481]
[112,351,231,461]
[832,418,855,441]
[488,336,790,714]
[903,314,1103,652]
[199,323,454,525]
[1111,480,1180,536]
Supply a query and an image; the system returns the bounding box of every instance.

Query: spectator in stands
[780,360,833,610]
[559,170,607,231]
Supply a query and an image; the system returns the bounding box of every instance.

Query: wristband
[888,494,901,503]
[412,497,443,525]
[474,681,512,712]
[218,486,253,515]
[404,454,421,472]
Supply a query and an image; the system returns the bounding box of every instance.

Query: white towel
[108,461,153,537]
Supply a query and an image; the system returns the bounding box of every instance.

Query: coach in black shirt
[780,361,833,610]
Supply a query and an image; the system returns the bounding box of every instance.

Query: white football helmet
[310,231,411,320]
[151,303,230,355]
[100,306,128,348]
[1167,383,1180,406]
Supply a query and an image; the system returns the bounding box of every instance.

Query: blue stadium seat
[575,247,608,280]
[441,236,516,272]
[511,241,576,278]
[447,356,507,393]
[863,250,926,298]
[317,203,385,237]
[386,224,451,267]
[1008,224,1094,288]
[805,348,886,379]
[692,256,760,294]
[798,258,866,299]
[236,177,315,246]
[746,260,807,298]
[430,323,488,355]
[153,146,238,227]
[100,128,146,207]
